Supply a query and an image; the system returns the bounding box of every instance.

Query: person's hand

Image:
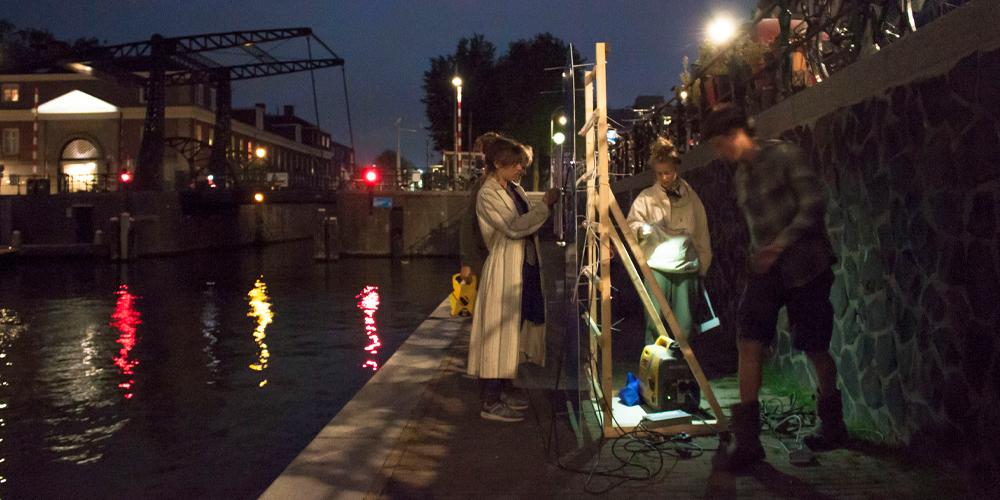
[749,243,785,274]
[543,188,561,207]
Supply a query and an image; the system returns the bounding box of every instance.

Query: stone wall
[672,46,1000,480]
[773,46,1000,475]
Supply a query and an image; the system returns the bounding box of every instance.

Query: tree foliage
[373,149,416,173]
[0,19,100,71]
[422,33,582,166]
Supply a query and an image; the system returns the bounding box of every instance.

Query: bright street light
[679,90,689,101]
[253,192,265,203]
[707,15,737,45]
[255,146,267,159]
[557,115,568,126]
[552,132,566,145]
[451,76,463,87]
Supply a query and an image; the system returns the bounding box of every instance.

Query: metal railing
[610,0,970,177]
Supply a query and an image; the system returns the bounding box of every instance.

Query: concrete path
[264,301,963,498]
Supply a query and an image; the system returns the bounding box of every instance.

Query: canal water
[0,241,454,499]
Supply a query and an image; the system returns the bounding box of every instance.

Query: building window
[209,88,217,111]
[138,87,146,103]
[2,128,19,155]
[2,84,19,103]
[195,124,203,141]
[194,84,204,107]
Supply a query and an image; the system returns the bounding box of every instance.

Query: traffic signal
[119,171,132,184]
[362,165,379,188]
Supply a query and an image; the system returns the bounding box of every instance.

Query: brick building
[0,72,352,195]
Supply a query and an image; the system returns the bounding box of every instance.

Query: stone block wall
[685,47,1000,478]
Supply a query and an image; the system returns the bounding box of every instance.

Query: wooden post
[596,42,614,433]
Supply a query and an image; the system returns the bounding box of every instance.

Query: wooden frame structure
[579,43,727,437]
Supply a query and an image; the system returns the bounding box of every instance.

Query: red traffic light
[363,166,379,186]
[119,171,132,183]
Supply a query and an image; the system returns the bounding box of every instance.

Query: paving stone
[968,190,996,239]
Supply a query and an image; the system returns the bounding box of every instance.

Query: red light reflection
[109,284,141,399]
[356,286,381,371]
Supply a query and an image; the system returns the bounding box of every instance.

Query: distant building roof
[632,95,665,111]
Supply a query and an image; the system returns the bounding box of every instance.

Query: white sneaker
[480,401,524,422]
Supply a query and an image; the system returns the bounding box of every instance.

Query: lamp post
[545,108,567,190]
[394,117,417,190]
[451,75,463,184]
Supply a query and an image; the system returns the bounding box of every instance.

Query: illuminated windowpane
[2,129,19,155]
[1,84,19,103]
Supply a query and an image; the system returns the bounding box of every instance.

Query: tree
[373,149,416,186]
[421,34,499,152]
[0,19,100,71]
[422,33,582,188]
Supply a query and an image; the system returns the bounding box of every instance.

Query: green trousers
[644,270,700,347]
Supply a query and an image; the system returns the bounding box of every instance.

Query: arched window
[61,138,104,193]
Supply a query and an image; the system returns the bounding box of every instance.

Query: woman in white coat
[468,135,559,422]
[627,137,712,351]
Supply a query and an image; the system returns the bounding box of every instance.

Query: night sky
[6,0,756,166]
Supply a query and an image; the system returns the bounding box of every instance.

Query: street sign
[372,196,393,208]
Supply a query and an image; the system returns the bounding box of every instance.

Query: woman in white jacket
[627,138,712,350]
[468,135,559,422]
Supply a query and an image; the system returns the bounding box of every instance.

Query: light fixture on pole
[451,75,463,182]
[706,15,737,46]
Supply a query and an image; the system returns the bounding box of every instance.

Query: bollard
[118,212,133,261]
[325,216,340,260]
[94,229,104,246]
[10,230,21,249]
[314,208,328,260]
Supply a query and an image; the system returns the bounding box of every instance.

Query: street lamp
[706,15,737,46]
[452,75,463,184]
[552,132,566,145]
[255,146,267,159]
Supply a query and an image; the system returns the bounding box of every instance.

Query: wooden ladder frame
[581,42,727,438]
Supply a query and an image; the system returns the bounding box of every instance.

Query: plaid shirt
[735,140,835,287]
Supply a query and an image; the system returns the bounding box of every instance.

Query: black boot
[804,389,849,451]
[715,401,765,471]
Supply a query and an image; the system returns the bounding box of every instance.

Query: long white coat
[467,176,549,379]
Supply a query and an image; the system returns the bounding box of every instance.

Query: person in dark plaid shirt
[703,104,847,471]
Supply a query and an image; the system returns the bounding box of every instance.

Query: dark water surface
[0,242,453,499]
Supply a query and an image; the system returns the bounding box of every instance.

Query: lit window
[195,124,202,141]
[2,84,19,103]
[2,128,19,155]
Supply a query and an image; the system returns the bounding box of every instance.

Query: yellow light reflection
[247,277,273,387]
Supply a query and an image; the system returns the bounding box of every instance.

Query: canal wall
[614,1,1000,479]
[0,191,328,256]
[335,190,470,257]
[0,189,473,258]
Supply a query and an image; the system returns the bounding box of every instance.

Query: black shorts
[738,267,835,352]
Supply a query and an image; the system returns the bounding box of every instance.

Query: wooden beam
[596,42,613,434]
[609,230,670,341]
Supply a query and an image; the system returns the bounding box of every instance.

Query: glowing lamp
[707,16,738,45]
[552,132,566,145]
[255,147,267,159]
[119,172,132,183]
[253,192,265,203]
[451,76,463,87]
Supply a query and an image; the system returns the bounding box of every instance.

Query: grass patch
[761,362,816,412]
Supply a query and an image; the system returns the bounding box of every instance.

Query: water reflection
[0,308,25,486]
[356,286,382,371]
[109,285,141,400]
[247,278,273,387]
[201,282,221,381]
